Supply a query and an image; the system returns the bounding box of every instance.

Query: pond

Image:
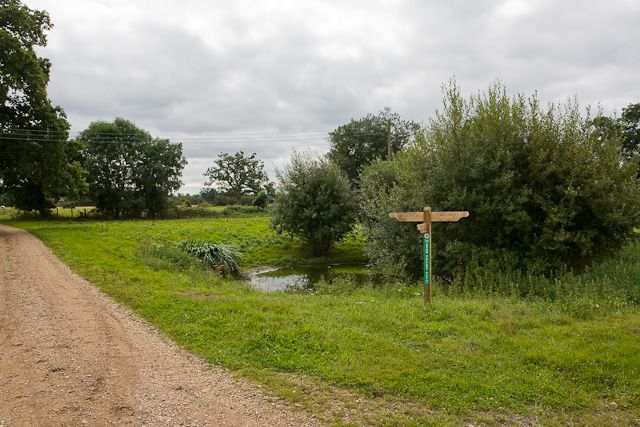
[248,264,368,292]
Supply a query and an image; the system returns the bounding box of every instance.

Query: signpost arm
[423,207,432,303]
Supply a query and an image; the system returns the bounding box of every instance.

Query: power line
[0,132,404,145]
[4,127,406,139]
[4,127,332,137]
[0,136,334,144]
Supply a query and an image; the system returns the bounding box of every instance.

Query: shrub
[253,191,269,210]
[271,152,357,256]
[178,240,241,277]
[360,81,640,280]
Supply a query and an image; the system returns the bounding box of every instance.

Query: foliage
[252,182,275,210]
[620,102,640,160]
[178,240,241,277]
[359,157,415,281]
[0,192,14,206]
[171,192,204,207]
[252,191,269,210]
[360,81,640,280]
[199,187,218,204]
[77,118,186,218]
[327,107,420,185]
[271,153,357,256]
[590,102,640,169]
[0,0,87,215]
[136,137,186,218]
[190,187,258,206]
[203,151,268,204]
[590,115,620,144]
[166,204,262,219]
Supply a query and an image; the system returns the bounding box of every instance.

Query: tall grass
[437,239,640,318]
[178,240,241,277]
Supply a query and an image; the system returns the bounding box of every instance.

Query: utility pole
[386,119,392,159]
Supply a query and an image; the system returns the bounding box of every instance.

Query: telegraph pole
[386,119,392,159]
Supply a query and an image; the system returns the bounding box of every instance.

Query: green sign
[423,233,430,285]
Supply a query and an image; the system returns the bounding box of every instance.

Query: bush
[253,191,269,210]
[360,81,640,280]
[271,152,357,256]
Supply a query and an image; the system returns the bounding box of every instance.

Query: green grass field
[3,215,640,426]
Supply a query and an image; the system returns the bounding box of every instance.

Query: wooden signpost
[389,206,469,303]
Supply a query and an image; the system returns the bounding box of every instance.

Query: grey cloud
[24,0,640,193]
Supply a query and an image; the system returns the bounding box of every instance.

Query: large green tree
[78,118,186,218]
[327,107,419,185]
[271,153,356,256]
[0,0,86,215]
[203,151,268,204]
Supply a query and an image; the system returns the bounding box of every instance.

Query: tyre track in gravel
[0,224,321,426]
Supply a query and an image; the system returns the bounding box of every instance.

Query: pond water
[248,264,367,292]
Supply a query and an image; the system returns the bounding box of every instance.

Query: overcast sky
[25,0,640,193]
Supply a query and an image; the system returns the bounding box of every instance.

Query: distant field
[0,204,260,221]
[4,215,640,426]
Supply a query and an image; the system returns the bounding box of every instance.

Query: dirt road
[0,224,321,426]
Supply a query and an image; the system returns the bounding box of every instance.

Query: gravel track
[0,224,322,426]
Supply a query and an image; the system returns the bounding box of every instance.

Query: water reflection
[248,264,366,292]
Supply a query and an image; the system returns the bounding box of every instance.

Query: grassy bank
[3,216,640,425]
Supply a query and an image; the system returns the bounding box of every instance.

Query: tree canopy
[0,0,86,215]
[327,107,419,185]
[271,153,356,256]
[203,151,268,204]
[78,118,186,218]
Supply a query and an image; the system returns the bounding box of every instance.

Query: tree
[0,0,86,215]
[271,153,356,256]
[203,151,267,204]
[620,103,640,160]
[327,107,419,185]
[590,104,640,177]
[252,191,269,210]
[252,182,276,210]
[360,81,640,281]
[78,118,186,218]
[135,138,186,218]
[590,115,620,143]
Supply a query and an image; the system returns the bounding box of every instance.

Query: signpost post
[389,206,469,303]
